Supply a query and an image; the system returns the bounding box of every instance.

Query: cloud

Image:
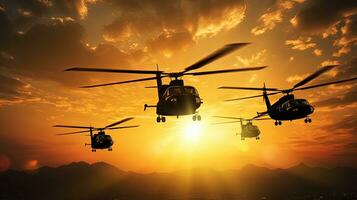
[332,16,357,57]
[313,49,322,56]
[335,56,357,79]
[103,0,246,55]
[292,0,357,34]
[285,36,316,50]
[0,73,30,101]
[322,114,357,135]
[0,15,132,86]
[312,57,357,108]
[251,0,303,35]
[286,73,308,83]
[313,86,357,108]
[0,0,96,20]
[0,10,15,51]
[236,49,267,66]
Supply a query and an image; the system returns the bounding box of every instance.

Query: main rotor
[219,65,357,101]
[53,117,139,135]
[64,43,267,88]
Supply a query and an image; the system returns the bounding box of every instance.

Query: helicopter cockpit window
[164,87,182,97]
[297,99,309,106]
[183,87,198,95]
[292,99,309,107]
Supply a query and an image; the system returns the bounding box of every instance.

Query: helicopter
[213,116,270,140]
[65,43,267,123]
[53,117,139,152]
[219,65,357,126]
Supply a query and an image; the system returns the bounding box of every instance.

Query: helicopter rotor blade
[212,116,243,120]
[251,118,271,121]
[108,125,140,130]
[53,125,93,129]
[184,43,250,73]
[56,130,91,135]
[80,77,159,88]
[252,112,269,119]
[65,67,162,74]
[218,85,279,91]
[104,117,134,129]
[293,65,338,89]
[185,66,267,76]
[295,77,357,91]
[224,92,280,101]
[212,121,242,125]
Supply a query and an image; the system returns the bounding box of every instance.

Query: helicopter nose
[310,105,314,113]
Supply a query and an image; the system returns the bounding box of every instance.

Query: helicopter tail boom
[144,104,157,111]
[263,83,271,110]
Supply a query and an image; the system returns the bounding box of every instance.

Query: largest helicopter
[219,65,357,126]
[66,43,267,123]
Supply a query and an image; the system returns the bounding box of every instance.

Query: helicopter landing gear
[192,114,201,121]
[108,148,113,151]
[256,136,260,140]
[92,149,96,152]
[304,117,312,123]
[274,121,282,126]
[156,116,166,123]
[241,137,245,141]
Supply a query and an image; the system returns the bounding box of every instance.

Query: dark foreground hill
[1,162,357,200]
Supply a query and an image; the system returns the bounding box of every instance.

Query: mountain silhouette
[1,162,357,200]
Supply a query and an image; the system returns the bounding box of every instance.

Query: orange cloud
[251,0,303,35]
[285,36,316,50]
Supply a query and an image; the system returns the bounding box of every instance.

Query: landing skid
[274,121,282,126]
[304,117,312,123]
[156,116,166,123]
[192,113,201,121]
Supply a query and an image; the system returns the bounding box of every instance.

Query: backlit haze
[0,0,356,172]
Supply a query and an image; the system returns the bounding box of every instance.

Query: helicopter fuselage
[156,85,202,116]
[268,95,314,121]
[240,123,261,140]
[91,132,114,150]
[148,78,203,122]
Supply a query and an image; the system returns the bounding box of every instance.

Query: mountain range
[1,162,357,200]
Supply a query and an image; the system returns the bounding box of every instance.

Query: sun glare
[182,122,203,143]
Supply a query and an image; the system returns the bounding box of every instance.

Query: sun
[182,122,203,143]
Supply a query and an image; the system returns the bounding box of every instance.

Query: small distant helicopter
[213,116,270,140]
[65,43,267,123]
[53,117,139,152]
[219,65,357,126]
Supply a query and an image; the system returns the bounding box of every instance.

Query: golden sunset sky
[0,0,356,172]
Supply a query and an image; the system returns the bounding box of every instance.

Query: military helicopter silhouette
[213,116,270,140]
[53,117,139,152]
[219,65,357,126]
[65,43,266,123]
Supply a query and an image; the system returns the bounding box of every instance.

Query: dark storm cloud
[103,0,246,53]
[293,0,357,33]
